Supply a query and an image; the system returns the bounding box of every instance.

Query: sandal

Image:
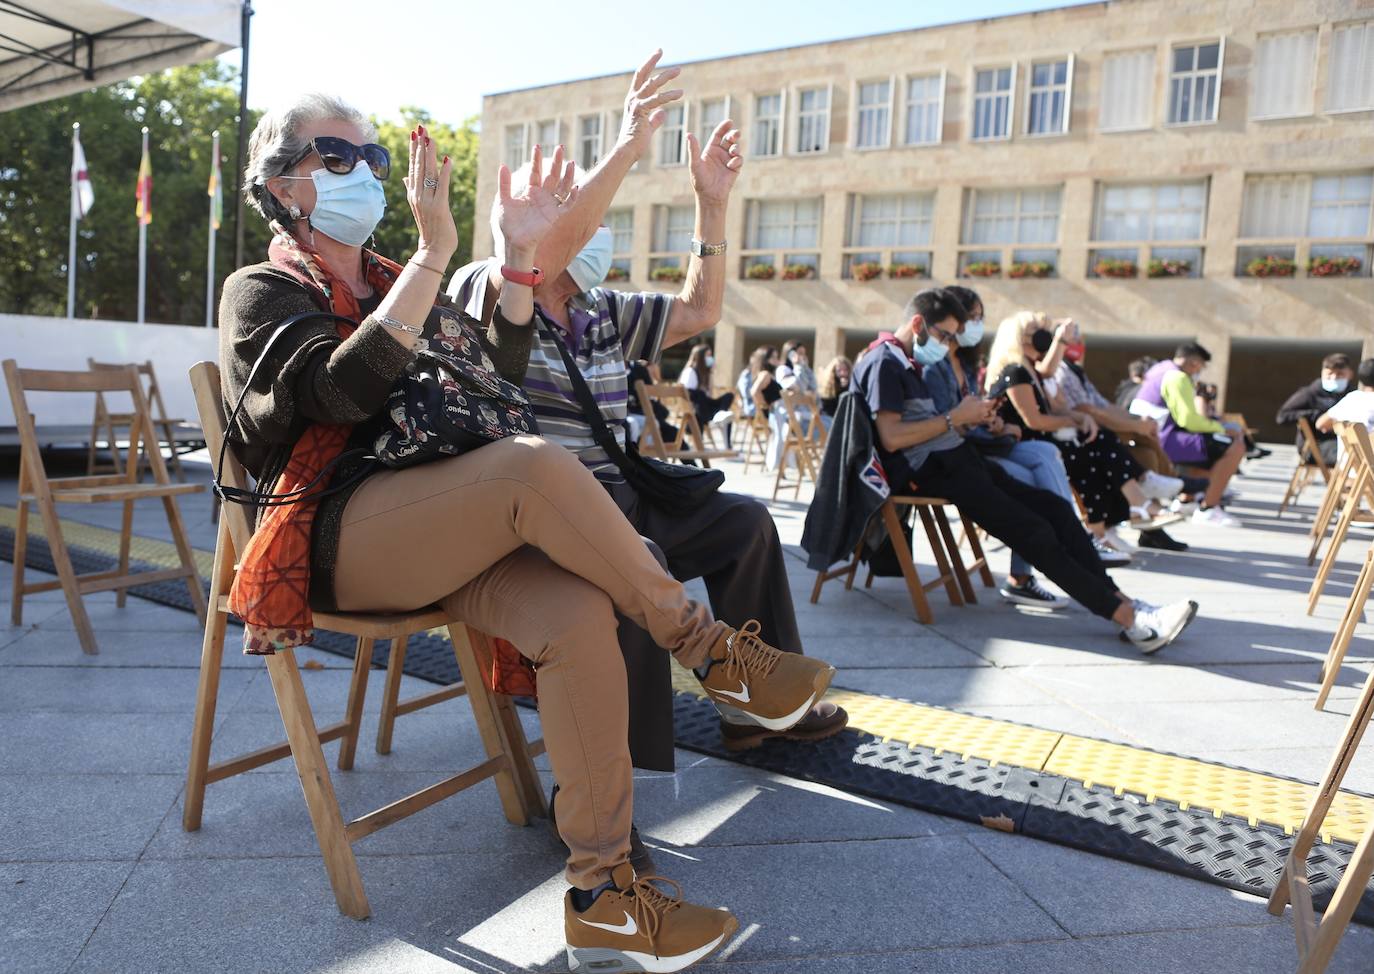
[1130,504,1183,532]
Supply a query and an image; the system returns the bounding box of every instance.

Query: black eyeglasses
[281,136,390,181]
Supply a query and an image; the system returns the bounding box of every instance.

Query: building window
[743,197,823,278]
[844,193,934,278]
[533,119,560,155]
[1327,21,1374,113]
[696,96,729,146]
[658,104,687,166]
[964,187,1061,245]
[577,115,603,170]
[1239,172,1373,278]
[795,86,830,154]
[1099,49,1154,131]
[1026,57,1071,135]
[652,204,695,255]
[902,73,943,145]
[609,112,640,172]
[606,208,633,281]
[1094,181,1208,242]
[1252,29,1318,119]
[972,66,1014,141]
[1167,41,1223,125]
[854,80,892,149]
[1309,172,1374,237]
[753,92,783,158]
[504,123,528,171]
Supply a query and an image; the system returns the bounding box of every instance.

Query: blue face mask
[567,226,613,292]
[913,334,948,367]
[958,317,985,347]
[306,163,386,246]
[1323,377,1349,394]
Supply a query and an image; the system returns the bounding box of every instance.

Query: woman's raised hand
[494,143,578,261]
[404,124,457,261]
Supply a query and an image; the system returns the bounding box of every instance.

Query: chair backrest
[188,361,255,556]
[89,358,174,425]
[779,388,813,442]
[3,359,162,488]
[1344,423,1374,490]
[632,379,669,459]
[1298,416,1332,478]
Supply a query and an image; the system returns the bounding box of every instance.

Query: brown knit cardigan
[217,262,530,609]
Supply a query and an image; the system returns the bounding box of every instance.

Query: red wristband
[500,265,544,287]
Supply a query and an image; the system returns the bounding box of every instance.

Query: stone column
[1200,331,1234,411]
[813,321,845,373]
[713,319,744,394]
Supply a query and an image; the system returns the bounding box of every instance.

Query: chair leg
[36,494,98,654]
[337,637,374,772]
[933,507,977,604]
[1308,492,1360,614]
[376,636,408,755]
[10,498,27,626]
[881,502,936,624]
[1300,818,1374,974]
[266,649,370,920]
[446,624,532,826]
[184,520,234,832]
[962,513,997,587]
[919,506,964,607]
[494,693,546,817]
[162,494,209,624]
[115,500,133,609]
[1315,551,1374,710]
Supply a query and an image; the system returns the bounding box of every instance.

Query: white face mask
[706,355,715,368]
[567,226,613,292]
[305,164,386,246]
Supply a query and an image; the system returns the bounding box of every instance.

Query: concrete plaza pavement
[2,446,1373,973]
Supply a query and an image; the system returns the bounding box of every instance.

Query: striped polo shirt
[447,259,672,481]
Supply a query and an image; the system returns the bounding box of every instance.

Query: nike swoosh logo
[712,680,750,703]
[578,911,638,936]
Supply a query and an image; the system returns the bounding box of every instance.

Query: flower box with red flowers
[1307,256,1362,278]
[604,265,630,282]
[888,262,928,279]
[964,260,1001,278]
[1094,258,1138,279]
[745,262,777,281]
[851,261,884,281]
[781,263,815,281]
[1008,261,1054,279]
[1245,255,1297,278]
[650,265,686,284]
[1147,258,1192,278]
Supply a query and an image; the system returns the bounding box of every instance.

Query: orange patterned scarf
[229,226,402,655]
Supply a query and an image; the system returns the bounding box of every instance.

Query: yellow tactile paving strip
[6,503,1372,846]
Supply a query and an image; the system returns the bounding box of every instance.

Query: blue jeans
[988,439,1076,578]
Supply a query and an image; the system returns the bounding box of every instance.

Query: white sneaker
[1102,527,1136,552]
[1192,505,1241,527]
[1093,536,1132,566]
[1140,470,1184,501]
[1170,497,1199,516]
[1122,599,1199,654]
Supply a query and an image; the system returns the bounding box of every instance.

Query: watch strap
[691,238,727,257]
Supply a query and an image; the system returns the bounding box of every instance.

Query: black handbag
[539,317,723,512]
[374,306,537,468]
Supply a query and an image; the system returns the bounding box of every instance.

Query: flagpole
[206,130,219,328]
[67,122,79,319]
[137,126,149,324]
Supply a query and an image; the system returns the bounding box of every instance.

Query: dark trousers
[911,443,1123,621]
[605,480,803,771]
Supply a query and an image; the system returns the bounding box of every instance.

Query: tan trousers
[1126,434,1178,478]
[332,435,727,888]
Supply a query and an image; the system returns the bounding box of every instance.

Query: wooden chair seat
[5,359,207,653]
[184,360,544,920]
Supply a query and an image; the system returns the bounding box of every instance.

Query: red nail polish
[444,155,450,164]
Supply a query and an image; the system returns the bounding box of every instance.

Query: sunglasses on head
[281,136,390,181]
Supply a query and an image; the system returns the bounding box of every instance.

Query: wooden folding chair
[4,360,207,654]
[1309,442,1359,563]
[1267,662,1374,973]
[1308,425,1374,614]
[771,389,821,501]
[1281,417,1335,517]
[1222,411,1259,440]
[810,495,993,624]
[740,392,773,474]
[87,359,203,482]
[1314,539,1374,710]
[181,362,545,920]
[802,390,828,450]
[632,381,737,467]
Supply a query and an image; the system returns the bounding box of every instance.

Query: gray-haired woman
[219,92,835,971]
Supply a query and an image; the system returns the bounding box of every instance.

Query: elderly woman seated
[221,89,834,972]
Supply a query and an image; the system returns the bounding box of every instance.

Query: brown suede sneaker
[718,700,849,752]
[565,863,738,973]
[698,621,836,732]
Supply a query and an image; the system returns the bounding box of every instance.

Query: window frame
[694,95,733,148]
[1092,179,1210,244]
[957,184,1063,277]
[1165,37,1226,127]
[899,70,946,147]
[1250,27,1319,121]
[532,118,561,155]
[1326,19,1374,115]
[970,63,1018,142]
[503,121,530,172]
[656,101,691,167]
[790,82,834,156]
[751,90,786,159]
[851,76,896,151]
[741,196,825,278]
[576,113,605,171]
[649,203,697,272]
[1023,54,1074,137]
[1098,47,1156,134]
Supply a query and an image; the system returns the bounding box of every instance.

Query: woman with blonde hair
[987,311,1177,554]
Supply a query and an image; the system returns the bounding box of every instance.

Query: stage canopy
[0,0,241,112]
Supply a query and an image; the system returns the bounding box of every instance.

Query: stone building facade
[476,0,1374,436]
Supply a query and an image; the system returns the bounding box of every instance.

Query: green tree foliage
[0,64,480,322]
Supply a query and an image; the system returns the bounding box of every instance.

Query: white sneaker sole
[568,924,735,972]
[999,589,1069,610]
[1128,601,1199,655]
[707,665,836,732]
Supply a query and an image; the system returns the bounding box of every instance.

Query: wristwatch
[691,238,727,257]
[944,413,956,434]
[500,265,544,287]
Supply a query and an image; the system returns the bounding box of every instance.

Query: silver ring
[423,177,438,190]
[553,193,568,206]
